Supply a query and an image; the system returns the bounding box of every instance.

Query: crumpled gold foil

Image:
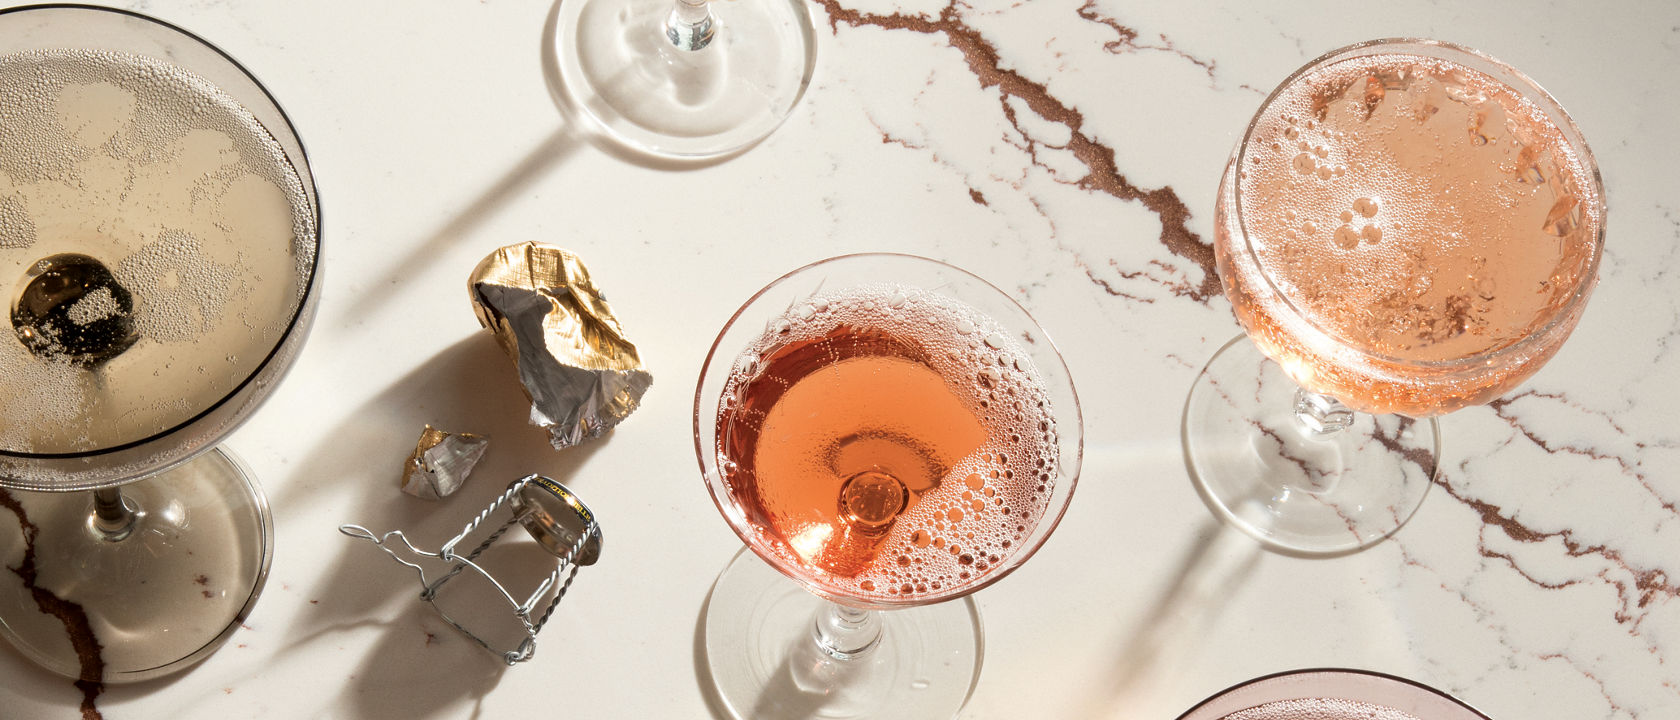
[469,242,652,449]
[401,425,489,500]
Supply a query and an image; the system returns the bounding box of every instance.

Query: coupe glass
[548,0,817,159]
[695,254,1082,719]
[0,5,320,682]
[1177,668,1490,720]
[1183,39,1604,555]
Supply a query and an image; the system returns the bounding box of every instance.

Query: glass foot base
[1183,337,1440,556]
[702,548,982,720]
[548,0,817,160]
[0,447,273,682]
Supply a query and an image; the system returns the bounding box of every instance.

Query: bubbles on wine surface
[715,285,1060,603]
[0,48,316,456]
[1216,698,1422,720]
[1236,52,1599,364]
[1220,48,1602,415]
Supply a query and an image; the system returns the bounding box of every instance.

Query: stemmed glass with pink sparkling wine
[1184,38,1604,555]
[695,253,1082,719]
[1177,669,1491,720]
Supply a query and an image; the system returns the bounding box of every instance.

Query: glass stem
[812,602,882,660]
[91,486,138,541]
[1293,388,1355,435]
[666,0,716,51]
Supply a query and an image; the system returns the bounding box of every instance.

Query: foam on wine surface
[715,285,1060,603]
[1219,697,1423,720]
[1221,50,1601,415]
[0,49,315,456]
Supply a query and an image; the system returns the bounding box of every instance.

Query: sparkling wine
[1218,698,1422,720]
[1219,49,1601,416]
[715,286,1060,602]
[0,49,316,455]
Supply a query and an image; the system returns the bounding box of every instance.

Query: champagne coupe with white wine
[1184,39,1604,555]
[0,5,320,682]
[695,254,1082,719]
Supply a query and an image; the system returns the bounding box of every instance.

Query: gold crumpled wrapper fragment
[469,242,652,449]
[401,425,490,500]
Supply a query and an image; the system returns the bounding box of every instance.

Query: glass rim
[0,3,324,462]
[691,251,1084,609]
[1175,667,1493,720]
[1230,37,1607,372]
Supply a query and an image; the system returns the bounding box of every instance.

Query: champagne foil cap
[468,242,652,449]
[400,425,489,500]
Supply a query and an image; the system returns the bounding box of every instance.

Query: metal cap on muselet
[513,474,604,567]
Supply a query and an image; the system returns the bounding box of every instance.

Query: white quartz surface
[1,0,1677,718]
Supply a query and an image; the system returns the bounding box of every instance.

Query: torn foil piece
[468,242,652,450]
[401,425,489,500]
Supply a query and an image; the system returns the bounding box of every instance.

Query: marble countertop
[1,0,1677,718]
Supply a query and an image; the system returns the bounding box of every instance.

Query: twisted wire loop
[337,474,597,665]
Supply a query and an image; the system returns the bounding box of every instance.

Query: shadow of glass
[344,127,582,324]
[692,580,734,720]
[694,575,862,720]
[1086,517,1265,714]
[339,607,509,720]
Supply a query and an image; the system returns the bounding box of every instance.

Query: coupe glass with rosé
[1177,668,1490,720]
[695,254,1082,719]
[1184,38,1604,555]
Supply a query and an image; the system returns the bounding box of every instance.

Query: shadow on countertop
[272,333,608,719]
